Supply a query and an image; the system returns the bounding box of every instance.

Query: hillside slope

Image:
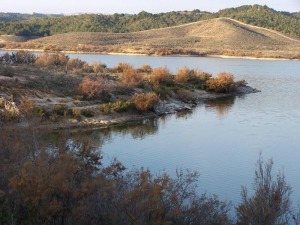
[13,17,300,59]
[0,5,299,38]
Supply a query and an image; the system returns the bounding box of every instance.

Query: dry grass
[2,18,299,58]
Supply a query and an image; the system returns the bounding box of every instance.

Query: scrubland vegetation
[0,5,299,38]
[1,125,300,225]
[0,51,252,127]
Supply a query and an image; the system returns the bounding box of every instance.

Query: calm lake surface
[65,54,300,204]
[3,51,300,204]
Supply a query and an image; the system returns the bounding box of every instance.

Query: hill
[215,5,300,38]
[11,17,300,59]
[0,5,299,38]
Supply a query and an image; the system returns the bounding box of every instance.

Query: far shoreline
[1,48,299,61]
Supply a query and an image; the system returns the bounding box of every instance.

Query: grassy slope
[14,17,300,58]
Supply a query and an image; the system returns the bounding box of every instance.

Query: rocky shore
[0,84,259,130]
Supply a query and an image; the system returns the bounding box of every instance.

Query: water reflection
[204,96,236,117]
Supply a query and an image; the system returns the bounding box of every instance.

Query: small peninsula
[0,51,258,129]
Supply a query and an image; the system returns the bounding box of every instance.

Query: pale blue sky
[2,0,300,14]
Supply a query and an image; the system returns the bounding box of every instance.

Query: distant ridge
[5,17,296,59]
[0,5,299,38]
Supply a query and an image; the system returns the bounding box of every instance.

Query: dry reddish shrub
[206,72,235,93]
[19,98,34,116]
[175,66,190,83]
[148,67,173,86]
[132,92,159,112]
[35,53,69,67]
[120,67,143,86]
[77,77,102,99]
[67,58,85,71]
[111,62,131,73]
[190,70,212,82]
[138,64,153,74]
[92,62,106,73]
[175,67,211,85]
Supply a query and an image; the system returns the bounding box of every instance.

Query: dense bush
[206,72,235,93]
[175,66,211,88]
[137,64,153,74]
[120,66,143,86]
[148,67,174,86]
[132,92,159,112]
[77,77,102,99]
[35,53,69,67]
[111,62,131,73]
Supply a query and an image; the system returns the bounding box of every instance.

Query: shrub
[52,104,69,116]
[77,77,102,99]
[132,92,159,112]
[100,102,113,113]
[148,67,173,86]
[66,58,85,71]
[206,72,235,93]
[92,62,106,73]
[112,100,134,112]
[70,108,81,119]
[138,64,153,74]
[0,110,19,122]
[14,51,36,64]
[35,53,69,67]
[120,66,143,86]
[175,66,211,87]
[19,98,34,117]
[81,62,94,73]
[100,100,134,113]
[236,156,292,225]
[111,62,131,73]
[175,66,190,83]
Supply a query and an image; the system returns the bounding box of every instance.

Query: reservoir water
[64,54,300,204]
[2,51,300,204]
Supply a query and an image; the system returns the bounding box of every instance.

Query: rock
[235,85,260,94]
[154,99,193,115]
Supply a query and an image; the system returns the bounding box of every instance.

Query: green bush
[100,100,134,113]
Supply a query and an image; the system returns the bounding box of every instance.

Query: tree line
[0,5,299,38]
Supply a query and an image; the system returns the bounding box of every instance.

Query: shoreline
[1,89,257,131]
[1,48,299,61]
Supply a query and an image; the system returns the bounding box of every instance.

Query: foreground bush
[1,129,300,225]
[206,72,235,93]
[0,132,232,225]
[236,156,293,225]
[132,92,159,112]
